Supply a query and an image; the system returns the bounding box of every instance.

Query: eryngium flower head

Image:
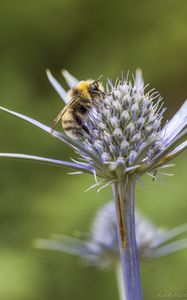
[84,71,165,174]
[0,70,186,185]
[35,201,187,269]
[79,70,186,181]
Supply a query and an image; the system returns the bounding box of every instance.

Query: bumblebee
[52,79,105,139]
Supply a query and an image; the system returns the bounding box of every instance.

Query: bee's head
[89,79,105,99]
[72,79,105,100]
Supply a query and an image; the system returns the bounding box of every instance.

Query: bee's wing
[51,109,65,130]
[51,96,78,130]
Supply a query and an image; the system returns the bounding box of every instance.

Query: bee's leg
[92,99,101,110]
[82,124,90,135]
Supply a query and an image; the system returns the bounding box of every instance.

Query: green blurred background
[0,0,187,299]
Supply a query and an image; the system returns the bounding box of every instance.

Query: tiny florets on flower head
[82,70,165,179]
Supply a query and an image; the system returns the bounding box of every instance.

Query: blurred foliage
[0,0,187,299]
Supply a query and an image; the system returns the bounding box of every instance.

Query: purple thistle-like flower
[35,201,187,269]
[0,69,186,183]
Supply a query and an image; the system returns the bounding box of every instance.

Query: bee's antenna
[94,75,103,83]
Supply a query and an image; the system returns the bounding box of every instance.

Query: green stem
[112,176,143,300]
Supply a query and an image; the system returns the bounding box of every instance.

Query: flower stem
[112,177,143,300]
